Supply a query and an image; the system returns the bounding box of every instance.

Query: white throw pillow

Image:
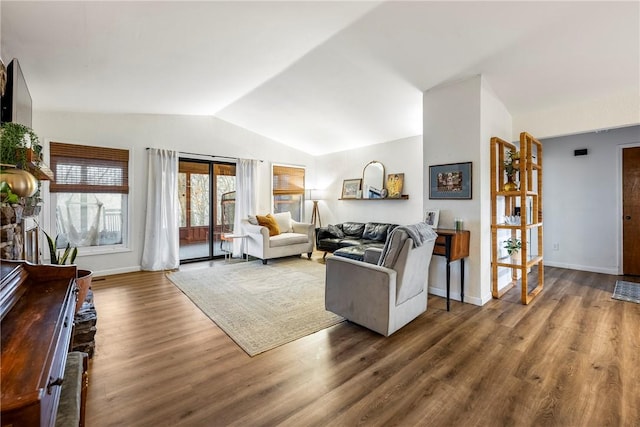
[272,212,293,233]
[247,215,258,225]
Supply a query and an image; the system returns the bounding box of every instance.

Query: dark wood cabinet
[1,261,77,427]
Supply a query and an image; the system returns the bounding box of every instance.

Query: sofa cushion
[341,222,365,238]
[316,237,342,252]
[272,211,293,233]
[269,232,308,248]
[333,245,367,260]
[247,215,258,225]
[337,239,366,248]
[362,223,392,242]
[327,224,344,238]
[257,214,280,236]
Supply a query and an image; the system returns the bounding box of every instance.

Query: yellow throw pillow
[256,214,281,237]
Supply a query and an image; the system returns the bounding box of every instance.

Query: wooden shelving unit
[490,132,544,304]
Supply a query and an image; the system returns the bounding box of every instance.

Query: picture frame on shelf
[386,173,404,198]
[429,162,472,199]
[424,209,440,228]
[341,178,362,199]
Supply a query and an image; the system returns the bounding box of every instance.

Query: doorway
[178,159,236,263]
[622,146,640,275]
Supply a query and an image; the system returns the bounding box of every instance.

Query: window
[272,164,305,221]
[50,142,129,249]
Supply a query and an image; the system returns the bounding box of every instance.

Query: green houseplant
[0,122,43,208]
[504,237,522,256]
[43,230,78,265]
[0,122,42,169]
[503,150,519,191]
[42,228,93,313]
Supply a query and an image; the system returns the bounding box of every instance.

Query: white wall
[542,125,640,274]
[480,78,515,299]
[512,91,640,141]
[423,75,512,306]
[314,135,423,226]
[33,111,316,276]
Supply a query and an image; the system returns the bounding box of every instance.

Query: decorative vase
[0,168,38,197]
[510,251,520,265]
[503,176,518,192]
[75,269,93,313]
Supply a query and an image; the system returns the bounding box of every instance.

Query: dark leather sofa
[316,222,398,261]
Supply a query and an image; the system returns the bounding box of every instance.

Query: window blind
[273,165,305,195]
[50,142,129,193]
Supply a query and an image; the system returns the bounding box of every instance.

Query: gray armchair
[325,224,437,336]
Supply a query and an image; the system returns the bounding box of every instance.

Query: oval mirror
[362,161,385,198]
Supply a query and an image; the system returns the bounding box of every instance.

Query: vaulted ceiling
[2,1,638,155]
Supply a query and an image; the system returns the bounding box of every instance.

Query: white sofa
[241,212,314,264]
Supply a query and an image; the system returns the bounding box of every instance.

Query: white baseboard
[544,261,619,275]
[427,287,486,307]
[93,265,141,278]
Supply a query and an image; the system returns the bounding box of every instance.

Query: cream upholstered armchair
[241,212,314,264]
[325,223,437,336]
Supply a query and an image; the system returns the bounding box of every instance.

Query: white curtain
[233,159,258,257]
[141,149,180,270]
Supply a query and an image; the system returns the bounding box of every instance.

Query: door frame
[178,157,236,263]
[617,141,640,275]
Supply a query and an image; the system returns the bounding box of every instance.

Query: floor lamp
[308,189,323,228]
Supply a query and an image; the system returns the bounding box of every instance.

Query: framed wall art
[429,162,472,199]
[341,178,362,199]
[386,173,404,198]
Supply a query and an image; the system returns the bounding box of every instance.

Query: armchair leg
[323,252,328,259]
[262,259,268,265]
[307,252,312,259]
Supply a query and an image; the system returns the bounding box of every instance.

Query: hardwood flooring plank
[84,263,639,426]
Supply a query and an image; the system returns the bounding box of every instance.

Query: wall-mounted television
[1,58,33,127]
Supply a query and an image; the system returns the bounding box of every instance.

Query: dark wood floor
[86,256,640,426]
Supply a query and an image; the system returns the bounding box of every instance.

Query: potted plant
[504,237,522,260]
[0,122,43,209]
[503,150,519,191]
[0,122,42,169]
[43,230,93,313]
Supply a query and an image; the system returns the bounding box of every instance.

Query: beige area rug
[166,258,343,356]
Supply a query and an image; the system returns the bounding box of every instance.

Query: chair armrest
[316,226,332,241]
[326,255,396,294]
[291,220,313,233]
[242,222,266,235]
[292,221,314,241]
[325,255,397,317]
[364,247,383,264]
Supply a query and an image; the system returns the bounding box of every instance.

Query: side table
[221,233,249,263]
[433,229,470,311]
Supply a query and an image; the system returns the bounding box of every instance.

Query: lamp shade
[307,189,325,201]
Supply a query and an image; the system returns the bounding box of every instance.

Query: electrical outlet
[553,243,559,251]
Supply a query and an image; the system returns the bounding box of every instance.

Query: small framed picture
[429,162,472,199]
[341,178,362,199]
[386,173,404,198]
[425,209,440,228]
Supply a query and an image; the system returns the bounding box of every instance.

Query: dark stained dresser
[1,260,77,427]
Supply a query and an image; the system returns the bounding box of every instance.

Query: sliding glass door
[178,159,236,262]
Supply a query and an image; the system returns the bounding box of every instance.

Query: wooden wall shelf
[339,195,409,200]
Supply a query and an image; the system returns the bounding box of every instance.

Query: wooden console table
[433,229,470,311]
